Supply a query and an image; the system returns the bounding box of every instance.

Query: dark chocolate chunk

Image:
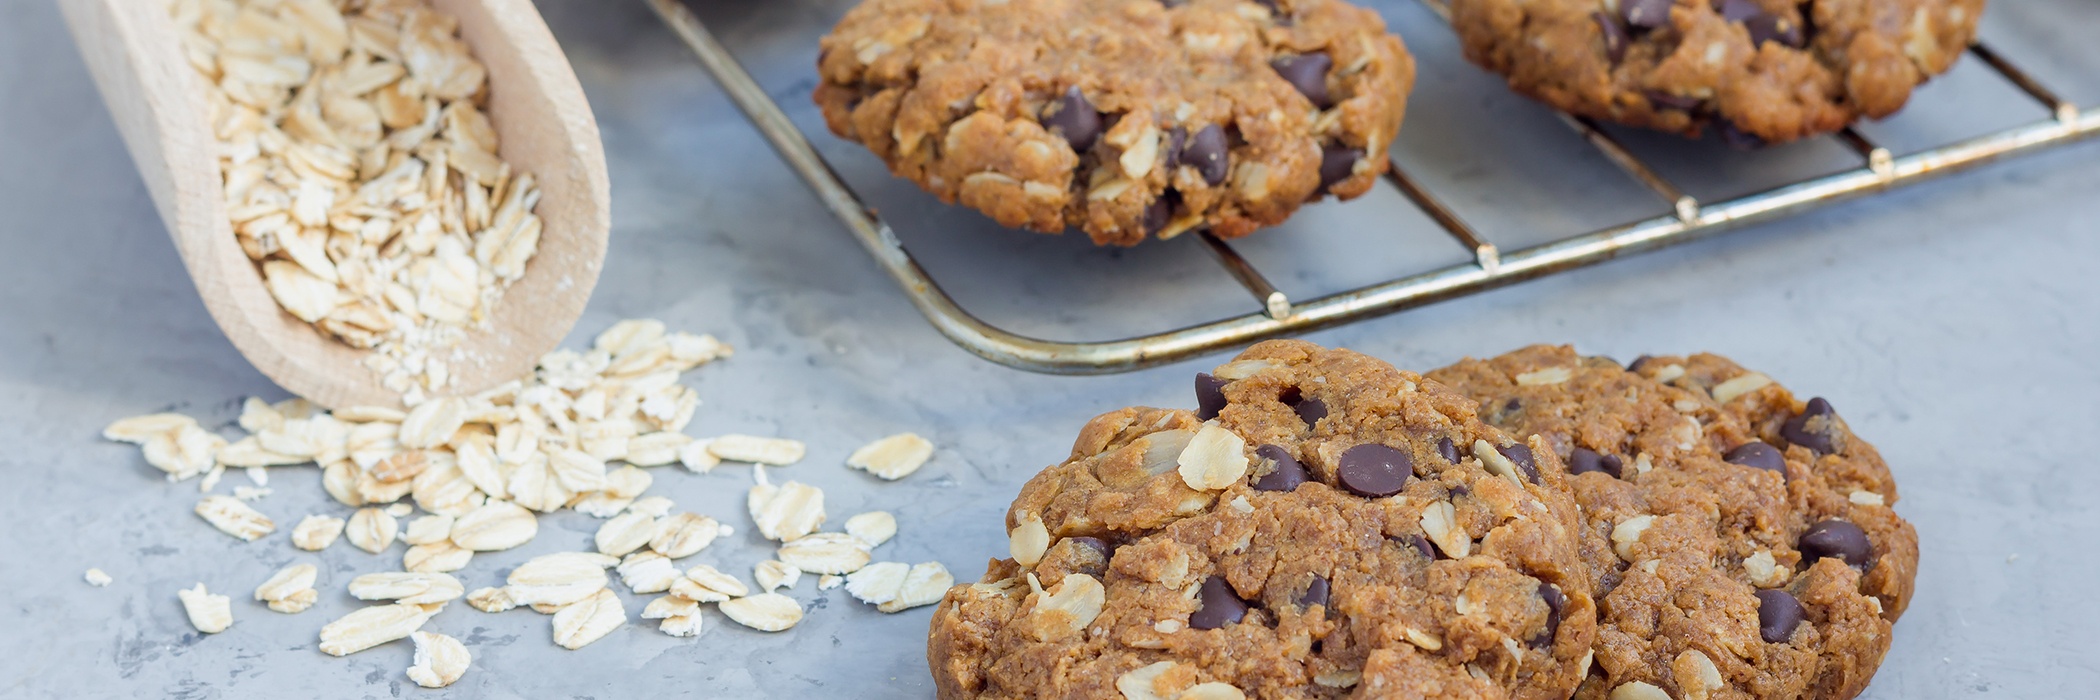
[1297,575,1330,609]
[1720,121,1767,150]
[1799,520,1873,569]
[1437,437,1460,465]
[1645,91,1703,112]
[1181,124,1231,186]
[1270,53,1334,108]
[1754,588,1805,643]
[1293,398,1328,427]
[1406,534,1435,560]
[1164,126,1187,170]
[1042,87,1102,151]
[1190,576,1249,629]
[1724,441,1787,476]
[1595,12,1630,63]
[1144,191,1178,235]
[1065,537,1111,577]
[1622,0,1674,29]
[1337,444,1412,498]
[1317,145,1361,193]
[1251,444,1308,492]
[1497,442,1541,484]
[1745,12,1805,48]
[1628,355,1658,372]
[1530,582,1566,649]
[1569,447,1623,479]
[1195,373,1229,420]
[1781,397,1840,454]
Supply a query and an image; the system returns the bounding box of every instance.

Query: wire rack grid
[647,0,2099,374]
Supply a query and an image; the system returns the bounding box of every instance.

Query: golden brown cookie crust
[1447,0,1983,143]
[1429,345,1919,700]
[815,0,1414,245]
[929,340,1596,699]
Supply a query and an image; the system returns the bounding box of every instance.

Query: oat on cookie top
[1430,345,1919,700]
[1447,0,1983,144]
[928,340,1596,700]
[815,0,1414,246]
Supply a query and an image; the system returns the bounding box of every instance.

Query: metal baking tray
[648,0,2098,374]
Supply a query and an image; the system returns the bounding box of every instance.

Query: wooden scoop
[59,0,609,409]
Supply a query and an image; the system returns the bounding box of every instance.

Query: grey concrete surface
[2,0,2095,697]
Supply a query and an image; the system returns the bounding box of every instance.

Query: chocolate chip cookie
[928,340,1597,699]
[815,0,1414,246]
[1428,346,1919,700]
[1447,0,1984,144]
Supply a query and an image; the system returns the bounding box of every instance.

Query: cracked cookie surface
[929,340,1594,699]
[1447,0,1983,144]
[815,0,1413,245]
[1429,345,1918,700]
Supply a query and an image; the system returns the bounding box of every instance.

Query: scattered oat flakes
[708,435,806,465]
[255,563,320,614]
[844,562,908,606]
[319,603,437,656]
[755,560,801,592]
[679,564,750,602]
[846,433,933,480]
[402,514,455,545]
[594,511,656,557]
[817,574,844,591]
[748,481,825,541]
[878,562,952,613]
[677,439,719,473]
[551,588,625,650]
[466,586,517,613]
[291,514,347,551]
[406,631,471,688]
[718,593,803,632]
[627,496,675,518]
[349,572,464,605]
[505,552,615,608]
[404,541,474,573]
[195,495,276,541]
[346,506,399,553]
[449,500,537,551]
[233,485,272,501]
[84,569,113,587]
[649,512,721,559]
[844,511,896,548]
[177,582,233,634]
[617,552,680,594]
[777,532,872,575]
[659,613,704,638]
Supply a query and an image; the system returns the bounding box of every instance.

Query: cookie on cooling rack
[814,0,1414,246]
[1447,0,1984,144]
[929,340,1597,699]
[1429,346,1918,700]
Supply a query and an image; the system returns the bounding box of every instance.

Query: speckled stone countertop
[1,0,2094,697]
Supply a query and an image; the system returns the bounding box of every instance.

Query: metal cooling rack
[648,0,2099,374]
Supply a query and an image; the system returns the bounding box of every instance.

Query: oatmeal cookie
[1447,0,1984,144]
[815,0,1414,245]
[1429,345,1919,700]
[928,340,1596,699]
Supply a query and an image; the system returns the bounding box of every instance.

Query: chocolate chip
[1718,0,1761,22]
[1406,534,1435,560]
[1297,575,1330,609]
[1720,121,1766,150]
[1437,437,1460,465]
[1042,87,1102,151]
[1627,355,1658,371]
[1724,441,1786,476]
[1270,53,1334,108]
[1781,397,1839,454]
[1799,520,1873,569]
[1497,443,1541,484]
[1251,444,1308,492]
[1180,124,1230,186]
[1190,576,1249,629]
[1530,582,1565,649]
[1744,13,1805,48]
[1293,398,1328,427]
[1504,397,1522,412]
[1754,589,1804,643]
[1337,444,1412,497]
[1194,373,1229,420]
[1621,0,1674,29]
[1594,12,1630,63]
[1164,126,1187,170]
[1645,91,1703,112]
[1065,537,1112,577]
[1317,145,1361,193]
[1569,447,1623,479]
[1144,191,1178,235]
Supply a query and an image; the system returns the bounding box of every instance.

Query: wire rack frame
[648,0,2098,374]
